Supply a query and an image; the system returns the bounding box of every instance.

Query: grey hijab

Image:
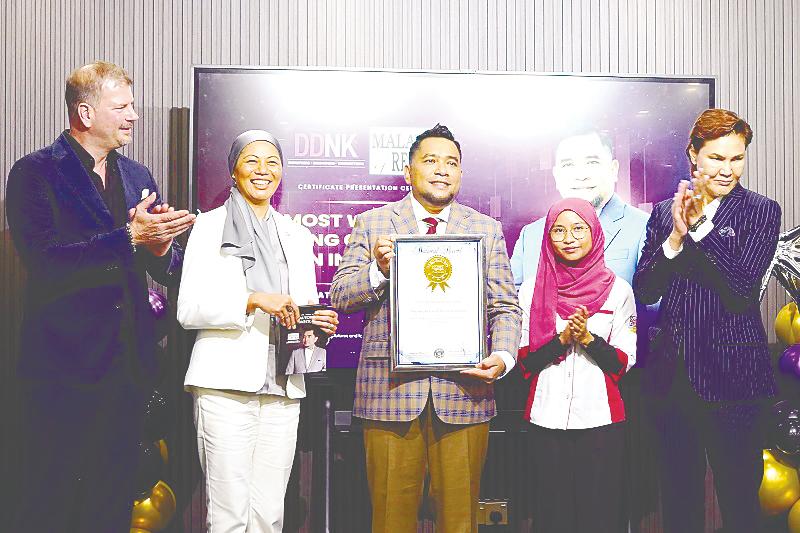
[227,129,284,174]
[221,130,286,293]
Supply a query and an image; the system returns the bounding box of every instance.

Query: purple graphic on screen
[193,68,713,368]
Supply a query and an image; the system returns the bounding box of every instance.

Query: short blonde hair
[65,61,133,119]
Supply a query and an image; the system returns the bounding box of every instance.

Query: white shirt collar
[409,194,451,224]
[703,197,722,220]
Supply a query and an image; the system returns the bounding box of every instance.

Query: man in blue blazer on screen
[510,128,650,288]
[6,62,195,532]
[633,109,780,533]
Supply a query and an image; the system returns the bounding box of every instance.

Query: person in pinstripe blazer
[331,124,522,533]
[633,109,781,533]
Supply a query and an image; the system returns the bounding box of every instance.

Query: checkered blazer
[330,194,522,424]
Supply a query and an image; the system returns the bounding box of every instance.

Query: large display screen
[192,67,714,368]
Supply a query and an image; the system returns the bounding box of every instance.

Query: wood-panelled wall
[2,1,797,532]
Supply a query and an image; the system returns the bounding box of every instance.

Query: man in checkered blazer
[331,124,522,533]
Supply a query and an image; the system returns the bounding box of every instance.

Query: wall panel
[2,1,798,531]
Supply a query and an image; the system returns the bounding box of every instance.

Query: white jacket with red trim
[518,276,637,430]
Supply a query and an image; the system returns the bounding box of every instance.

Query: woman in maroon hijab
[518,198,637,533]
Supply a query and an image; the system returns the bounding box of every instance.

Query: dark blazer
[633,184,780,402]
[6,133,183,384]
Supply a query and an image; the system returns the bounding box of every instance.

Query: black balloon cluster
[133,389,172,499]
[143,389,170,442]
[135,440,167,498]
[769,400,800,457]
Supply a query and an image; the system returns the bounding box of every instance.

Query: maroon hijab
[528,198,616,351]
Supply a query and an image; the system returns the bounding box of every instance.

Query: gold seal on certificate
[390,234,487,372]
[423,255,452,291]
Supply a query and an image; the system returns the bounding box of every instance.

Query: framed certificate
[389,234,487,372]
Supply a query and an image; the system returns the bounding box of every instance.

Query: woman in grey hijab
[178,130,338,533]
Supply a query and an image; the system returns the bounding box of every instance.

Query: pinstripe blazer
[633,184,780,402]
[330,194,522,424]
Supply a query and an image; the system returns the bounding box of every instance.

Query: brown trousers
[362,402,490,533]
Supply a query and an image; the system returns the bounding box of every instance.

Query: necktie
[422,216,439,235]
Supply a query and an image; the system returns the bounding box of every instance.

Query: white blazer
[178,204,319,398]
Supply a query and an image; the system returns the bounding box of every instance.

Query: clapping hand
[558,322,573,346]
[670,180,691,241]
[554,314,577,365]
[128,192,195,256]
[685,168,710,226]
[669,169,710,250]
[567,305,593,346]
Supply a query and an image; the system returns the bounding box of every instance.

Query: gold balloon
[760,449,800,516]
[775,302,800,345]
[790,499,800,533]
[130,480,177,532]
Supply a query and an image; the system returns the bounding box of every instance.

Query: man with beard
[331,124,521,533]
[511,129,650,287]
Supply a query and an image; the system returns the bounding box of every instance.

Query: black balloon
[774,400,800,419]
[143,389,170,442]
[769,400,800,456]
[777,419,800,456]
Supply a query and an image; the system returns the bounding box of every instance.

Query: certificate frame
[389,234,487,372]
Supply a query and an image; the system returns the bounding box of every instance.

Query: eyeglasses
[549,224,589,242]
